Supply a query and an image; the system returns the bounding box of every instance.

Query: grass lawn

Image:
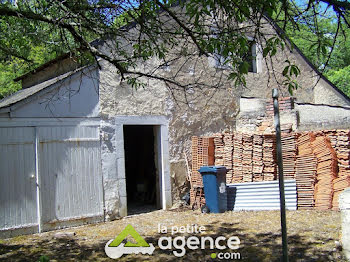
[0,209,346,261]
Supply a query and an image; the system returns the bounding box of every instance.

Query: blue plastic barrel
[198,166,227,213]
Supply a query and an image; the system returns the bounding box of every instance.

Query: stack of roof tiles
[192,129,350,211]
[242,134,253,182]
[223,133,234,183]
[334,130,350,177]
[232,132,244,183]
[252,134,264,182]
[311,134,337,210]
[262,134,277,181]
[280,133,297,179]
[213,133,237,183]
[326,131,338,149]
[213,133,224,166]
[190,136,214,206]
[295,133,317,209]
[336,130,350,210]
[281,124,293,133]
[326,130,350,210]
[266,97,294,116]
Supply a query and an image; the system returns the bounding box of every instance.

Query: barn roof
[0,68,84,112]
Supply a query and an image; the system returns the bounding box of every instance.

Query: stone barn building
[0,17,350,237]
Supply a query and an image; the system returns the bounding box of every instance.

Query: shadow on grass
[0,221,345,262]
[0,237,111,262]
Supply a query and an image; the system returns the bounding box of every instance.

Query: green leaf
[38,255,50,262]
[228,72,238,80]
[271,48,277,56]
[266,7,273,18]
[239,61,249,74]
[207,44,214,53]
[282,66,289,77]
[290,65,300,77]
[321,45,328,55]
[263,47,270,57]
[222,48,229,57]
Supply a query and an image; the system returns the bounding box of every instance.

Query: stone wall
[236,97,298,133]
[237,97,350,133]
[99,58,240,205]
[98,22,350,207]
[296,103,350,131]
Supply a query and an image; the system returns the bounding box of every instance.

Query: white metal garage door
[0,124,103,236]
[39,126,103,230]
[0,127,38,234]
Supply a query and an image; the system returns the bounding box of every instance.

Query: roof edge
[265,15,350,103]
[1,64,97,111]
[13,38,104,83]
[295,101,350,109]
[14,53,73,82]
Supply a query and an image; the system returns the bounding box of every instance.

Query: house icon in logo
[105,224,155,259]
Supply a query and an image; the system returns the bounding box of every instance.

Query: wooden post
[272,89,289,262]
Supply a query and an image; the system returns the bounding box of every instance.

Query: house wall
[296,103,350,131]
[237,97,350,132]
[98,15,350,206]
[314,77,350,106]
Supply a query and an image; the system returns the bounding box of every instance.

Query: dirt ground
[0,208,346,262]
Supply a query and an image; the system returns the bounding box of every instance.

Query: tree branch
[154,0,208,56]
[320,0,350,10]
[0,45,32,62]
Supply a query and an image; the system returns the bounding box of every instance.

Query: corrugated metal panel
[0,127,38,229]
[39,126,103,225]
[227,179,297,211]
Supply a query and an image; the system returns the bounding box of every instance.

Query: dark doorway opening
[124,125,159,215]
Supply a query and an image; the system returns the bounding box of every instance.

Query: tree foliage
[0,0,349,98]
[280,7,350,97]
[326,65,350,94]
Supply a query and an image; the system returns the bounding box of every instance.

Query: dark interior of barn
[123,125,158,215]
